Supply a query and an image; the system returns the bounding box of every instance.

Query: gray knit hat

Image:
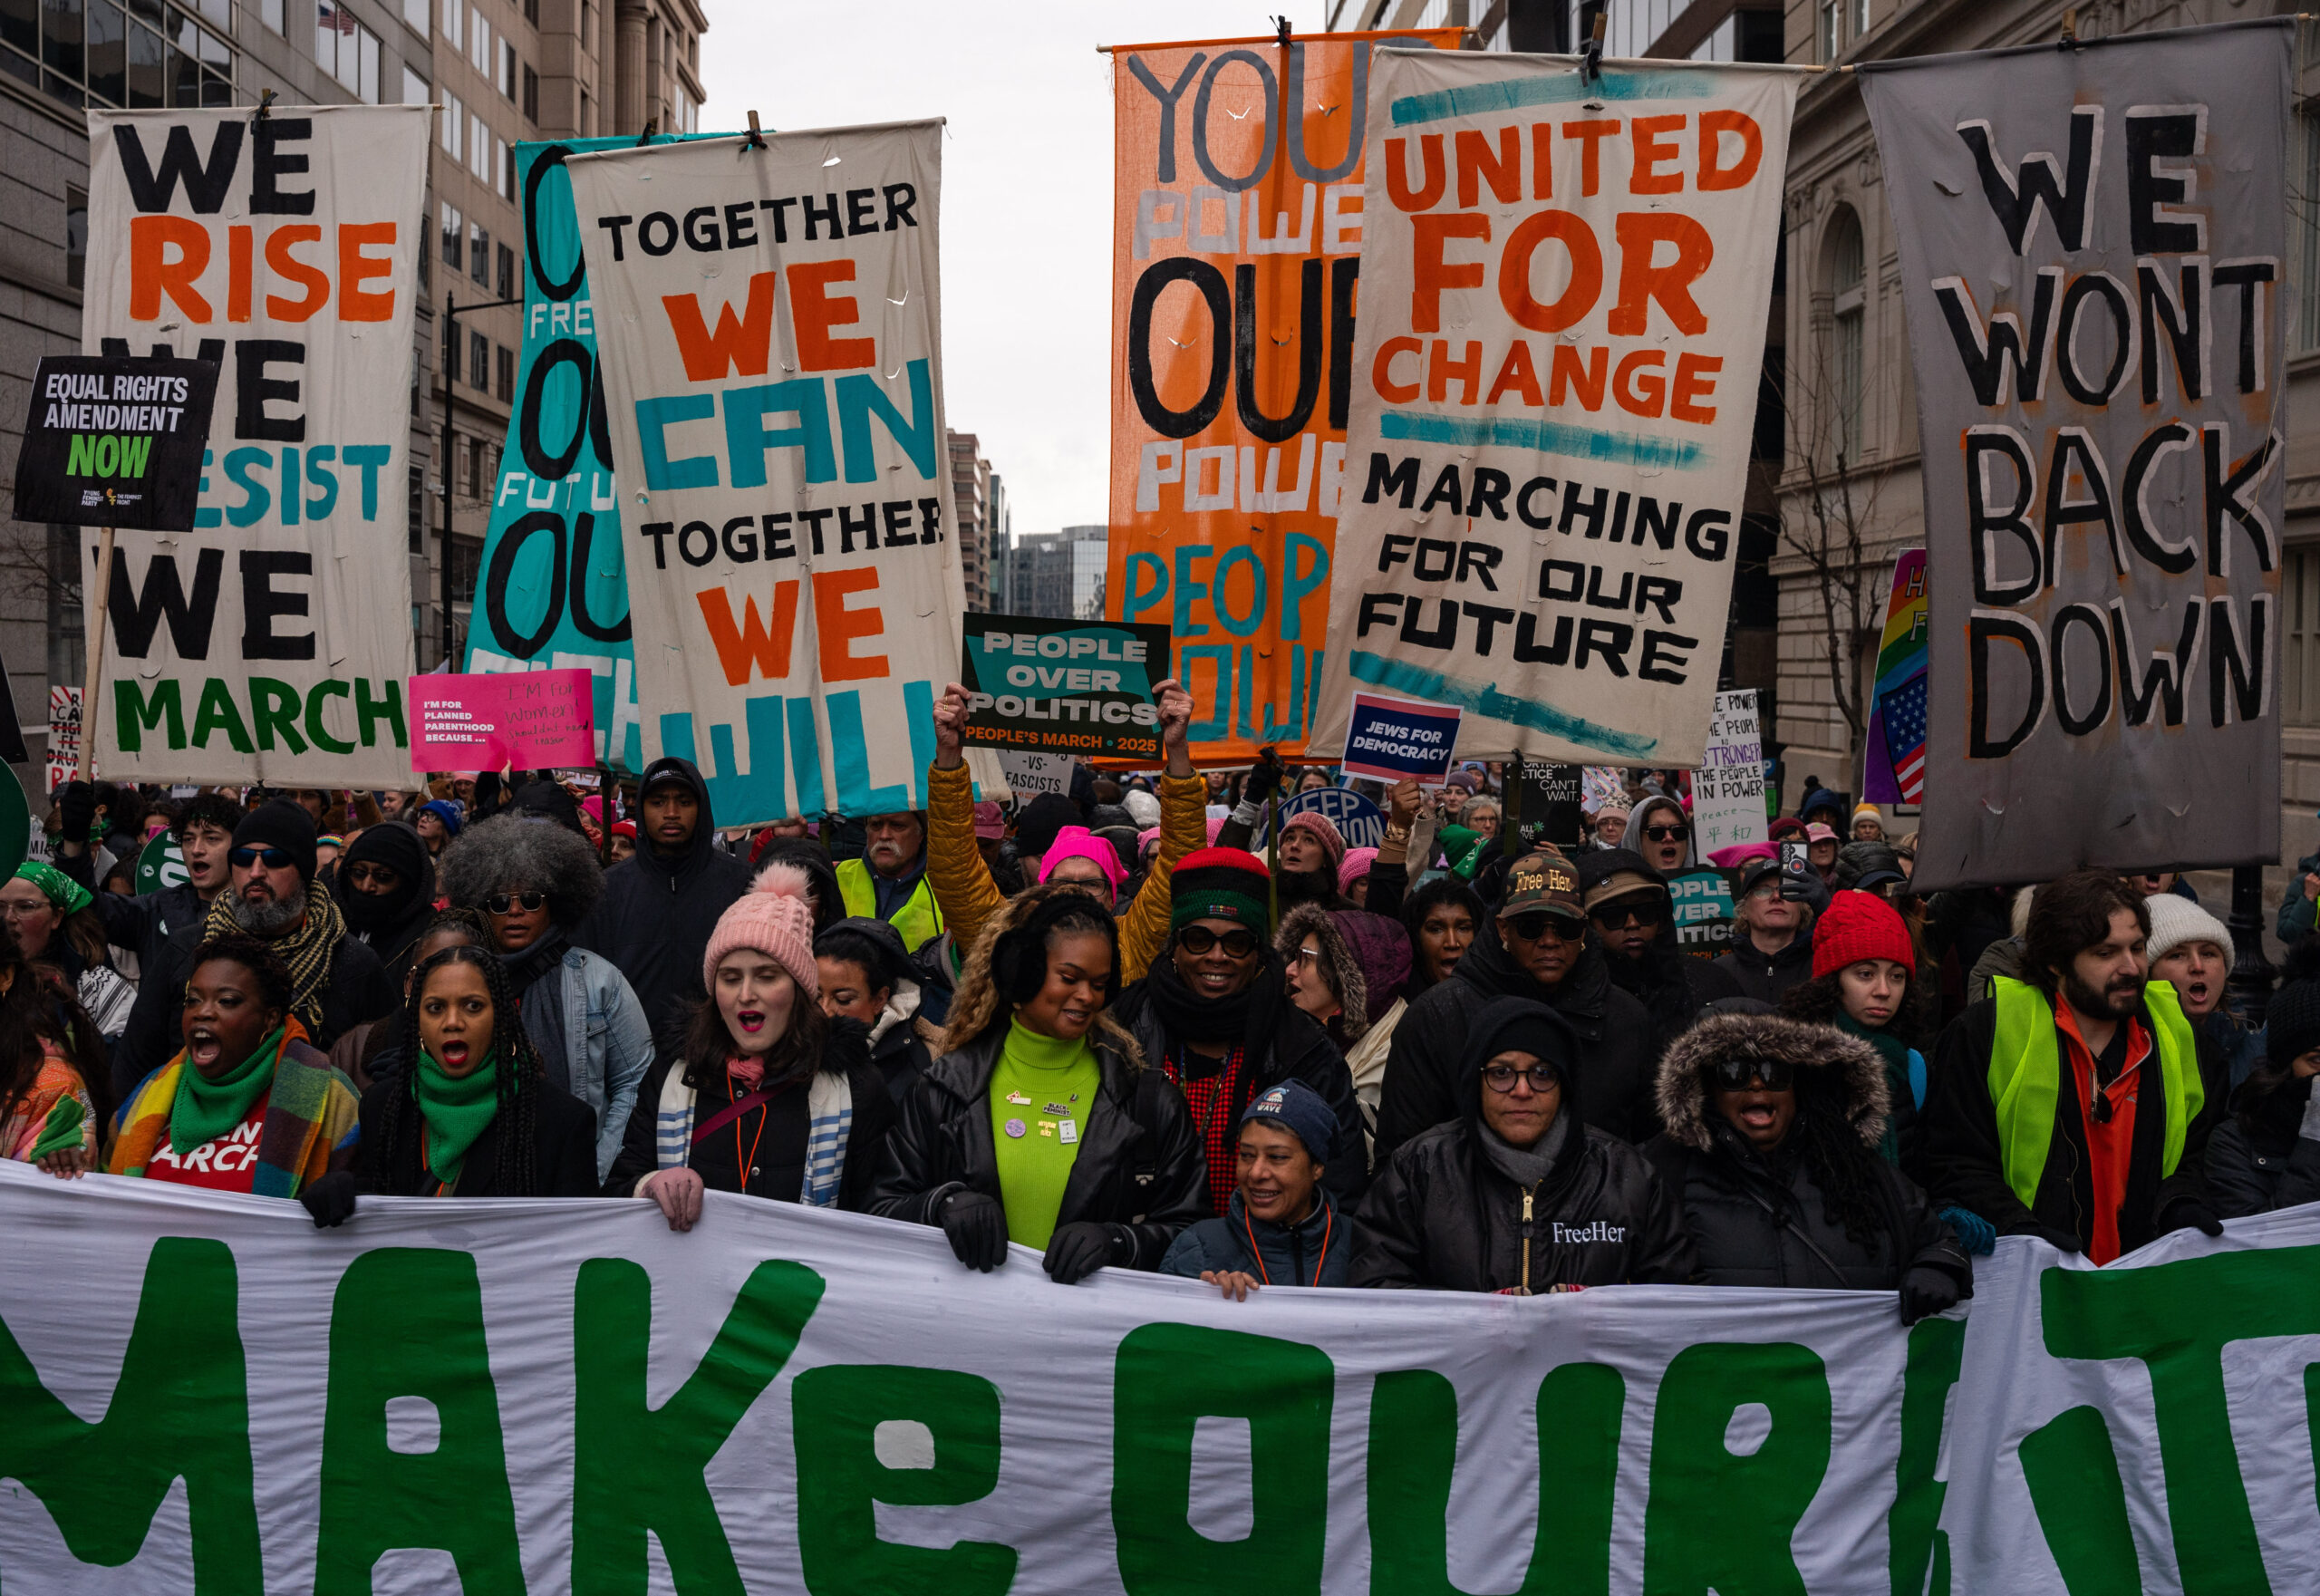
[2143,892,2233,969]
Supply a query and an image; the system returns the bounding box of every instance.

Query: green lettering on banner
[314,1248,524,1594]
[2040,1246,2320,1594]
[1640,1342,1832,1596]
[1890,1318,1966,1596]
[1367,1363,1624,1594]
[1113,1324,1334,1594]
[190,678,254,752]
[793,1364,1015,1595]
[0,1237,259,1594]
[115,678,187,751]
[572,1257,826,1596]
[2019,1405,2141,1595]
[248,676,308,754]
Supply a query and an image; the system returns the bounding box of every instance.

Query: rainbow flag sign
[1865,548,1928,804]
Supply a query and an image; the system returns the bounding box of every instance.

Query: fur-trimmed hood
[937,881,1142,1066]
[1653,1011,1890,1153]
[1275,903,1368,1037]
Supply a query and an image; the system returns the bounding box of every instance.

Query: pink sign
[409,671,596,772]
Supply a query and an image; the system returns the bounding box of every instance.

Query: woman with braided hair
[1642,1008,1970,1322]
[334,943,598,1209]
[870,883,1206,1284]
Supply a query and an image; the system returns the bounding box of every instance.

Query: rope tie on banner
[252,87,276,128]
[2059,7,2080,49]
[745,110,766,151]
[1579,10,1606,86]
[636,117,656,148]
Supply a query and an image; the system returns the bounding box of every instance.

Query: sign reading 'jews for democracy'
[14,354,219,530]
[566,121,960,825]
[1311,51,1798,769]
[5,1166,2320,1593]
[81,107,427,787]
[1861,20,2290,891]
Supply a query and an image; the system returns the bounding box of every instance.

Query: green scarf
[413,1049,500,1190]
[1838,1011,1912,1166]
[169,1024,287,1154]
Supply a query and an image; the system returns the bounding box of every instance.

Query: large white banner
[3,1160,2316,1592]
[80,107,426,787]
[1311,53,1797,768]
[566,122,962,826]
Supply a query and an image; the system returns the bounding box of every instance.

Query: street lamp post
[439,290,522,667]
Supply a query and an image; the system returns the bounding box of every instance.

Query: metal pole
[79,524,116,782]
[440,292,456,667]
[2226,863,2276,1025]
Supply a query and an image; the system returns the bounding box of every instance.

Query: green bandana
[27,1093,84,1162]
[413,1049,500,1190]
[169,1023,287,1154]
[15,860,92,917]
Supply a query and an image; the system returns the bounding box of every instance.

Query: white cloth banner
[3,1161,2317,1592]
[81,107,426,786]
[1312,53,1798,768]
[567,121,962,827]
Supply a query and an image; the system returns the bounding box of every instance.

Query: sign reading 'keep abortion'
[1861,20,2291,890]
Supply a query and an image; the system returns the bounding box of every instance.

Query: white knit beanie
[2143,891,2233,968]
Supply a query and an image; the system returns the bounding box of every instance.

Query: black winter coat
[1576,848,1743,1060]
[69,859,206,977]
[354,1073,600,1197]
[1713,932,1816,1006]
[1921,992,2222,1254]
[2205,1072,2320,1217]
[1372,925,1658,1166]
[606,1051,895,1211]
[868,1024,1207,1269]
[570,756,754,1036]
[1350,1117,1693,1291]
[1159,1190,1358,1287]
[1111,977,1367,1200]
[112,916,397,1105]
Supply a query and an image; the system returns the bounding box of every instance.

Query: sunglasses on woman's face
[1712,1056,1794,1091]
[485,891,547,915]
[1643,824,1689,842]
[1179,924,1259,959]
[1506,911,1584,943]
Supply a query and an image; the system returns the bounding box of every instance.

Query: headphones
[994,895,1121,1008]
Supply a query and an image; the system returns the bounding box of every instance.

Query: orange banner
[1107,31,1460,764]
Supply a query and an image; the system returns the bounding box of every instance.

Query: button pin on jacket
[1004,1117,1027,1138]
[1006,1091,1031,1106]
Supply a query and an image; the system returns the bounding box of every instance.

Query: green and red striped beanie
[1170,846,1271,933]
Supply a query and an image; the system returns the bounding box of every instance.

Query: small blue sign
[1339,692,1464,783]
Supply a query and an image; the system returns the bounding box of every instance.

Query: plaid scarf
[108,1020,358,1197]
[203,878,347,1036]
[1164,1043,1247,1217]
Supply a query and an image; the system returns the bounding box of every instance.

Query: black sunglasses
[485,891,547,914]
[1179,924,1260,959]
[1506,910,1583,943]
[1590,904,1652,930]
[1483,1063,1561,1094]
[229,846,295,870]
[1643,824,1689,842]
[1712,1056,1795,1091]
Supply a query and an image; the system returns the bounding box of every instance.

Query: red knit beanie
[1812,890,1915,980]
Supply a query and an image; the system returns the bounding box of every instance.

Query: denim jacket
[556,947,653,1182]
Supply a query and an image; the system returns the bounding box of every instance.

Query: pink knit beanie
[701,862,820,997]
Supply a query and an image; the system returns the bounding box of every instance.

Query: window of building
[64,182,85,291]
[497,134,511,199]
[500,37,514,98]
[441,90,463,156]
[469,221,488,285]
[2289,546,2320,725]
[1853,0,1872,36]
[440,201,463,272]
[496,343,514,402]
[469,330,489,392]
[1819,0,1842,61]
[4,0,232,110]
[469,111,488,181]
[469,6,487,72]
[401,63,425,104]
[265,0,285,32]
[408,462,424,553]
[440,0,459,41]
[521,62,536,122]
[523,0,536,20]
[578,85,591,136]
[402,0,425,34]
[316,4,381,103]
[1827,208,1865,462]
[497,241,514,299]
[2298,112,2320,353]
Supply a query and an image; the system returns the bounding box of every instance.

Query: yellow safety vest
[836,856,945,953]
[1986,976,2202,1212]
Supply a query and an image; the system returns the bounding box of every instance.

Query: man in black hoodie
[1372,848,1658,1166]
[1574,847,1741,1061]
[571,757,751,1035]
[334,820,437,986]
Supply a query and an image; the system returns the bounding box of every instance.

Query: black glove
[1043,1221,1128,1284]
[2159,1198,2225,1239]
[1242,750,1283,806]
[2031,1224,2085,1255]
[300,1171,358,1229]
[56,781,96,849]
[1899,1264,1960,1324]
[939,1190,1010,1272]
[824,1014,872,1076]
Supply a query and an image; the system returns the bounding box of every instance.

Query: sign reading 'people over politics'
[81,107,428,787]
[566,121,959,825]
[959,614,1173,759]
[1312,51,1798,769]
[1861,20,2291,890]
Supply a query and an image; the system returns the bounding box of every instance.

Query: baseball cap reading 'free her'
[1497,850,1584,923]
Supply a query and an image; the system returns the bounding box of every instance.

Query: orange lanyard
[1243,1201,1330,1285]
[730,1067,768,1188]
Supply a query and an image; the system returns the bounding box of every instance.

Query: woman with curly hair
[438,813,652,1184]
[330,943,598,1209]
[870,883,1207,1283]
[608,863,894,1228]
[1644,1009,1969,1322]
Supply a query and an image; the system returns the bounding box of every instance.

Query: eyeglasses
[1590,905,1651,930]
[1711,1056,1795,1091]
[1744,883,1783,902]
[1294,945,1324,966]
[1643,824,1689,842]
[0,900,51,919]
[229,846,295,870]
[1506,911,1583,943]
[1483,1063,1561,1094]
[485,891,547,914]
[1179,924,1259,959]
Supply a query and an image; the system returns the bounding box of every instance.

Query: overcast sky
[698,1,1328,538]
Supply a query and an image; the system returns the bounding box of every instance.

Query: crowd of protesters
[9,683,2289,1326]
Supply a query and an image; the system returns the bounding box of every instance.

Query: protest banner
[1261,784,1387,850]
[1107,28,1460,765]
[1310,51,1799,769]
[996,750,1073,797]
[134,830,188,895]
[5,1163,2317,1593]
[1860,20,2290,889]
[44,686,80,792]
[959,614,1171,759]
[462,137,727,772]
[1667,866,1735,955]
[1863,549,1928,806]
[566,121,962,826]
[1514,759,1583,851]
[408,669,597,772]
[1339,691,1462,783]
[14,354,219,530]
[1692,688,1767,853]
[81,106,428,787]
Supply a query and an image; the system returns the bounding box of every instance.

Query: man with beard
[1573,849,1740,1060]
[111,799,396,1104]
[53,786,240,973]
[837,809,944,953]
[1923,869,2223,1262]
[1372,849,1658,1167]
[333,820,437,986]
